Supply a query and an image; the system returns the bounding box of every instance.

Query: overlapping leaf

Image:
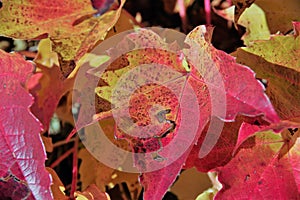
[78,119,141,200]
[242,22,300,68]
[0,51,51,199]
[48,167,110,200]
[214,4,270,45]
[0,0,126,77]
[52,0,126,77]
[235,22,300,123]
[28,64,74,131]
[231,0,255,25]
[184,116,248,172]
[256,0,300,33]
[0,0,95,39]
[81,26,280,199]
[215,130,300,199]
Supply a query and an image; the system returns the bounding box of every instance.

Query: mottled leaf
[85,26,279,200]
[242,22,300,68]
[52,0,126,77]
[78,118,142,200]
[235,22,300,122]
[0,0,95,39]
[215,131,300,199]
[0,50,52,199]
[0,0,125,77]
[256,0,300,33]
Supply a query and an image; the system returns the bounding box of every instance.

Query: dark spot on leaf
[253,120,260,126]
[244,174,250,182]
[0,1,2,9]
[258,180,263,185]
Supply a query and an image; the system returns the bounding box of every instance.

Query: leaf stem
[50,148,74,168]
[178,0,187,33]
[204,0,211,25]
[52,137,76,148]
[69,136,79,199]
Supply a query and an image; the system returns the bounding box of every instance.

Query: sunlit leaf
[78,118,142,200]
[215,131,300,199]
[256,0,300,33]
[214,4,270,45]
[242,22,300,69]
[0,50,51,199]
[85,26,279,199]
[235,22,300,123]
[232,0,256,26]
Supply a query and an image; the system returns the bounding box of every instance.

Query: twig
[69,136,79,199]
[53,137,76,148]
[18,50,37,59]
[204,0,211,25]
[178,0,187,33]
[50,148,74,168]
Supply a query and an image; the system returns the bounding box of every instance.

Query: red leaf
[184,117,244,172]
[75,26,280,200]
[28,64,74,130]
[139,153,187,200]
[0,51,52,199]
[184,116,274,172]
[215,131,300,199]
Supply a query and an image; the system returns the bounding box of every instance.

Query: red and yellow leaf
[83,26,279,199]
[235,22,300,123]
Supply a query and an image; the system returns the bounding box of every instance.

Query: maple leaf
[78,118,142,200]
[0,0,95,39]
[235,22,300,123]
[48,167,111,200]
[255,0,300,34]
[215,130,300,199]
[52,0,126,77]
[0,51,51,199]
[28,64,74,131]
[79,26,280,199]
[0,0,125,77]
[184,116,249,172]
[242,21,300,68]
